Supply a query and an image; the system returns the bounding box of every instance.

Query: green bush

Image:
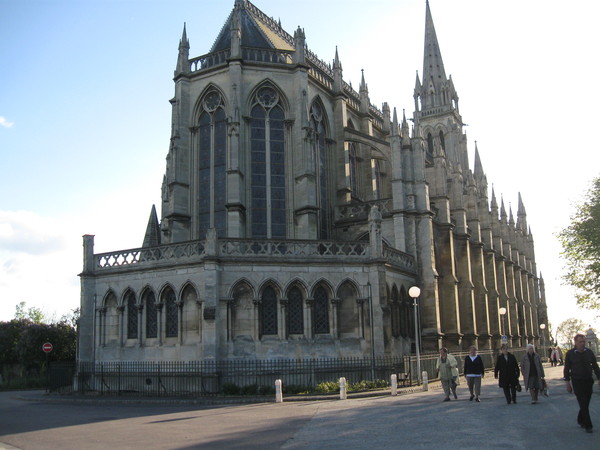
[314,380,340,393]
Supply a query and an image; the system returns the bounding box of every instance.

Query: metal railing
[76,357,405,397]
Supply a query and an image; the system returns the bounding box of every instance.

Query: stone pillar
[78,235,97,362]
[305,298,314,338]
[331,298,341,339]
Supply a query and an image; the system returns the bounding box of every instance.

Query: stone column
[279,299,288,340]
[330,298,341,339]
[305,298,314,339]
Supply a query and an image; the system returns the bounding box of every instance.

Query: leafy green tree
[16,322,76,368]
[0,320,31,363]
[556,318,586,348]
[558,177,600,310]
[14,301,46,324]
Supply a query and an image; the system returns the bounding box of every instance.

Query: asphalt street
[0,364,598,449]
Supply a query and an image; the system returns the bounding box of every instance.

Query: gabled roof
[210,0,294,53]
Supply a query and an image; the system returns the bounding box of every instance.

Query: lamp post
[540,323,546,362]
[499,307,507,346]
[408,286,421,384]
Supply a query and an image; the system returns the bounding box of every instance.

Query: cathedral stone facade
[78,0,547,363]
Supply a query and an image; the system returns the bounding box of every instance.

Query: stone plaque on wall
[203,306,216,320]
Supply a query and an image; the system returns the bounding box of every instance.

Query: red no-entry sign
[42,342,53,353]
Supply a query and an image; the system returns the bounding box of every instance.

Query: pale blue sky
[1,0,599,334]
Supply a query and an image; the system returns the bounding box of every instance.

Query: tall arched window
[287,286,304,335]
[311,102,329,238]
[391,286,400,338]
[144,290,157,339]
[438,130,445,152]
[260,286,278,336]
[164,288,178,338]
[347,142,358,199]
[198,90,227,238]
[126,291,137,340]
[250,85,286,238]
[426,132,434,163]
[313,286,329,334]
[371,158,382,200]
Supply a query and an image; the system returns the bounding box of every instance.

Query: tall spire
[142,205,161,248]
[423,0,447,86]
[175,23,190,75]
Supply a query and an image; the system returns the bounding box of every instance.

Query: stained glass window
[198,90,226,239]
[165,289,178,338]
[372,158,382,200]
[287,286,304,334]
[348,142,358,198]
[261,286,278,336]
[250,85,286,239]
[145,291,157,339]
[313,286,329,334]
[126,292,138,339]
[311,102,329,238]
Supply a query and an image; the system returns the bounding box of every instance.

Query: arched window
[144,290,157,339]
[313,286,329,334]
[438,130,445,152]
[164,288,178,338]
[371,158,382,200]
[250,85,286,238]
[287,286,304,335]
[198,90,227,238]
[391,286,400,338]
[311,102,329,238]
[426,132,434,163]
[347,142,358,199]
[260,286,278,336]
[126,291,138,339]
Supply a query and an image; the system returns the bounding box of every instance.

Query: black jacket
[564,347,600,381]
[494,352,520,387]
[464,354,485,376]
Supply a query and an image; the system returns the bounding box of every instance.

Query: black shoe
[470,394,474,401]
[507,400,511,404]
[443,397,450,402]
[475,397,481,402]
[585,428,593,433]
[512,399,517,404]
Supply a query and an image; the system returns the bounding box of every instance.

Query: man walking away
[564,333,600,433]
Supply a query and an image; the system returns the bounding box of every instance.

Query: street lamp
[499,307,507,345]
[408,286,421,384]
[540,323,546,361]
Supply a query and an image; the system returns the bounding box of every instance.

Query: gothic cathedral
[78,0,547,363]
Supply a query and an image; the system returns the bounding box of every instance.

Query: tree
[14,301,46,324]
[555,318,586,348]
[558,176,600,310]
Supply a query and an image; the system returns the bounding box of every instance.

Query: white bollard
[422,371,429,391]
[339,377,347,400]
[275,379,283,403]
[391,374,398,396]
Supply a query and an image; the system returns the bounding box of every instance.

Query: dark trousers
[572,379,594,429]
[502,385,517,403]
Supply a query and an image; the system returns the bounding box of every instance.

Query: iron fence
[76,357,405,397]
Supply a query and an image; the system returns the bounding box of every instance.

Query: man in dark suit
[564,333,600,433]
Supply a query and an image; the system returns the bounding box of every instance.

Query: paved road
[1,365,598,449]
